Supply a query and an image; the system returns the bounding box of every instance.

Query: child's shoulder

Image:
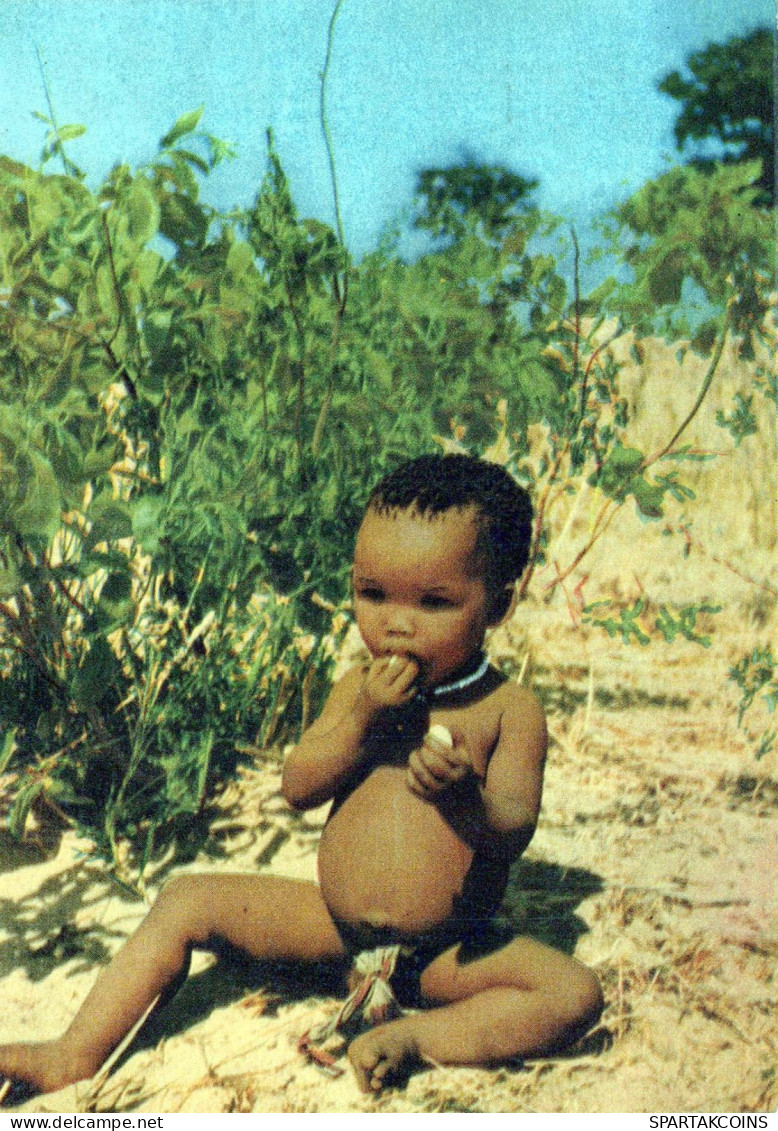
[489,668,544,709]
[490,673,547,735]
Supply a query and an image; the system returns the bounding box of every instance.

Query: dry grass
[2,340,777,1112]
[3,550,776,1112]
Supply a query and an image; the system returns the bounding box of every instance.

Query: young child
[0,453,602,1097]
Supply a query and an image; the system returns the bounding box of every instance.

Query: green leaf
[143,307,173,358]
[226,240,256,279]
[82,442,121,479]
[101,569,132,603]
[126,177,160,245]
[648,248,686,306]
[689,319,719,356]
[71,635,120,710]
[589,443,645,500]
[0,565,22,599]
[159,193,208,248]
[98,568,134,623]
[0,728,17,775]
[8,778,46,839]
[87,501,133,546]
[130,495,164,554]
[517,360,562,419]
[160,107,204,149]
[631,476,666,519]
[56,123,87,143]
[12,452,61,540]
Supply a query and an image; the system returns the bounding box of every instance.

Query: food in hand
[427,724,453,748]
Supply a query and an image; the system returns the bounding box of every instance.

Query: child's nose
[385,605,414,637]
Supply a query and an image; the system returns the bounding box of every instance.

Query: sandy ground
[1,514,777,1114]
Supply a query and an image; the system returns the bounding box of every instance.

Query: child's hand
[406,725,472,799]
[358,653,419,712]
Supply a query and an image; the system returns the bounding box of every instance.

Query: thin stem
[312,0,350,457]
[101,213,139,400]
[571,229,582,412]
[543,497,619,594]
[283,276,307,467]
[35,45,69,176]
[320,0,347,249]
[642,307,732,468]
[518,443,568,599]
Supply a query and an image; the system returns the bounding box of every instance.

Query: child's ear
[488,583,517,626]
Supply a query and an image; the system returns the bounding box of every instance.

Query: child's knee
[562,962,604,1032]
[148,875,208,943]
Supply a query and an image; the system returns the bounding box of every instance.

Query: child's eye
[420,594,453,609]
[357,587,385,602]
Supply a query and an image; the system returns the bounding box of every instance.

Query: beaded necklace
[427,653,490,699]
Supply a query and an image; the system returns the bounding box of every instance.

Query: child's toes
[348,1025,420,1092]
[347,1032,381,1092]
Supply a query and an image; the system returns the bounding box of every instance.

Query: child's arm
[282,653,418,810]
[406,684,546,861]
[476,685,547,861]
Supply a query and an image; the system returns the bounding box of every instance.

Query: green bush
[0,109,772,881]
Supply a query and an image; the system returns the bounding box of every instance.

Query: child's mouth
[386,651,426,687]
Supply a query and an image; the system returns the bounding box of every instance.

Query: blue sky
[1,0,772,257]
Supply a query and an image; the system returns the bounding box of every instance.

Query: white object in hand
[428,724,453,747]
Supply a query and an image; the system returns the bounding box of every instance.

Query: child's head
[366,454,533,609]
[352,454,533,687]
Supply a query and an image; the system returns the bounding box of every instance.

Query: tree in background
[413,161,539,244]
[659,26,775,207]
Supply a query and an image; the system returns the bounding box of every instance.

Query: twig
[710,555,778,597]
[642,306,732,468]
[85,992,161,1105]
[320,0,347,249]
[542,496,619,594]
[571,229,582,413]
[100,213,139,401]
[518,444,568,599]
[312,0,350,457]
[35,45,69,176]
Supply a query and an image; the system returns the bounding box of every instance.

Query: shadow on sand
[502,856,604,953]
[1,783,608,1087]
[115,855,607,1071]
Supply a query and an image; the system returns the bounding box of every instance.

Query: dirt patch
[2,546,777,1113]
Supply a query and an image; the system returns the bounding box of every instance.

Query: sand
[1,513,776,1113]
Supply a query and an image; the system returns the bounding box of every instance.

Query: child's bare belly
[317,764,473,933]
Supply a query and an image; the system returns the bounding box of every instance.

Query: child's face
[352,505,494,689]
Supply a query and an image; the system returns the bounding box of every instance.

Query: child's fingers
[385,653,418,683]
[424,732,471,770]
[377,654,419,700]
[407,747,463,797]
[406,753,440,796]
[363,655,419,706]
[406,738,471,797]
[417,745,456,781]
[348,1053,374,1093]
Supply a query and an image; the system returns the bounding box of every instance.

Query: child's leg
[348,935,603,1092]
[0,874,345,1095]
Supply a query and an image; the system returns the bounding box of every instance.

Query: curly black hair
[366,453,533,601]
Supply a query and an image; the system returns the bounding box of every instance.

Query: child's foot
[347,1021,421,1093]
[0,1041,92,1101]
